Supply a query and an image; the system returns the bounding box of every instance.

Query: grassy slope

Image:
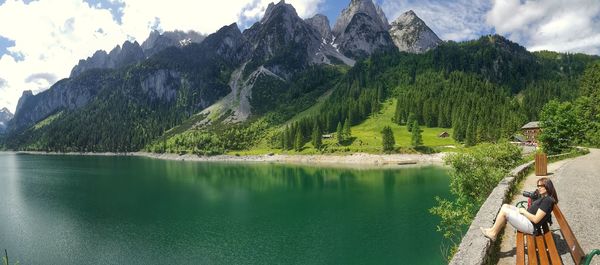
[230,99,459,155]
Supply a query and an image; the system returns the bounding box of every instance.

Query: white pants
[505,205,534,234]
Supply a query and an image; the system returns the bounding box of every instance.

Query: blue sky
[1,0,600,113]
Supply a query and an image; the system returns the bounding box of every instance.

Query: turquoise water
[0,153,450,264]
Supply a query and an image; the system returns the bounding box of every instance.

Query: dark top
[527,195,555,226]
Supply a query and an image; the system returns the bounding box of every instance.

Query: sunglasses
[537,185,545,188]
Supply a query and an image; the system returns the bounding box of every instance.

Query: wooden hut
[521,121,541,144]
[438,131,450,138]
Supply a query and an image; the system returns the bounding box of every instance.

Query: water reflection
[1,154,451,265]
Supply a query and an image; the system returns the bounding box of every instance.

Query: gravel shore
[13,151,447,168]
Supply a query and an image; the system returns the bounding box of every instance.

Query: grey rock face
[0,107,13,133]
[243,1,341,77]
[70,31,205,79]
[389,10,442,53]
[70,41,145,78]
[140,70,182,102]
[242,0,353,78]
[201,23,251,64]
[10,75,103,131]
[332,0,389,38]
[336,13,395,59]
[305,14,333,44]
[0,107,12,121]
[14,90,33,115]
[141,30,205,57]
[332,0,394,59]
[244,1,320,61]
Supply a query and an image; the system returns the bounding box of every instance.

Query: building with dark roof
[521,121,541,143]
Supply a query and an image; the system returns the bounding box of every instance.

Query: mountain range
[6,0,440,134]
[0,107,13,134]
[1,0,597,153]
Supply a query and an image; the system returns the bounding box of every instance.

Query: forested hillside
[2,34,598,154]
[268,35,597,153]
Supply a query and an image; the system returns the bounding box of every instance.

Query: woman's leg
[482,204,515,239]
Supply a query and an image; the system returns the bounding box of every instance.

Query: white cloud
[117,0,324,41]
[0,0,128,113]
[486,0,600,54]
[0,0,324,113]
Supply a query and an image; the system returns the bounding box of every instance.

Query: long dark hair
[538,177,559,203]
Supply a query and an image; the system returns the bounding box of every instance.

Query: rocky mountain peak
[305,14,332,44]
[14,90,33,116]
[331,0,395,59]
[141,30,205,57]
[70,40,145,78]
[332,0,389,38]
[389,10,442,53]
[0,107,14,131]
[261,0,298,24]
[114,41,144,66]
[201,23,250,63]
[0,106,12,119]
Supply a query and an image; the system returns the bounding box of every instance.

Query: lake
[0,153,451,264]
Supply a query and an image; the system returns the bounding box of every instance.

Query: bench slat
[517,231,525,265]
[536,234,550,265]
[543,230,563,265]
[553,205,586,265]
[527,234,539,265]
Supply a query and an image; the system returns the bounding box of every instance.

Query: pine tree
[336,121,344,144]
[465,120,476,147]
[283,127,290,150]
[411,121,423,147]
[407,113,416,132]
[311,123,322,150]
[394,98,403,124]
[381,126,395,153]
[343,118,351,140]
[295,126,304,151]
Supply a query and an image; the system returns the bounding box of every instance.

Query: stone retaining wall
[448,161,534,265]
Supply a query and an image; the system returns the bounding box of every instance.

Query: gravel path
[497,149,600,265]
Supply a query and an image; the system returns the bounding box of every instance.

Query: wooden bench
[516,204,599,265]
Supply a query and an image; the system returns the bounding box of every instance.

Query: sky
[1,0,600,113]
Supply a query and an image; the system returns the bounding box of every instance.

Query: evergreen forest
[3,35,600,154]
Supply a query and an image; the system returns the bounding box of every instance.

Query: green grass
[230,99,461,155]
[284,88,333,126]
[349,100,457,150]
[33,111,63,130]
[162,112,208,139]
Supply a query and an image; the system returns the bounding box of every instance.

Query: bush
[430,142,521,260]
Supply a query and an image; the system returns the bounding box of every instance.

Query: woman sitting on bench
[480,177,558,241]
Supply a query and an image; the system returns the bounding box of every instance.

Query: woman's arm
[519,207,547,224]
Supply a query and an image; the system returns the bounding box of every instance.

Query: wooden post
[535,152,548,176]
[4,249,8,265]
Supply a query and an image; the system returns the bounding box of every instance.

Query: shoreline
[9,150,448,168]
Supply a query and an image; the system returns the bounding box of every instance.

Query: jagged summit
[70,40,145,78]
[332,0,395,59]
[141,30,205,57]
[0,107,12,114]
[199,23,250,64]
[70,30,205,78]
[260,0,298,24]
[305,14,332,44]
[0,107,13,133]
[332,0,389,38]
[389,10,442,53]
